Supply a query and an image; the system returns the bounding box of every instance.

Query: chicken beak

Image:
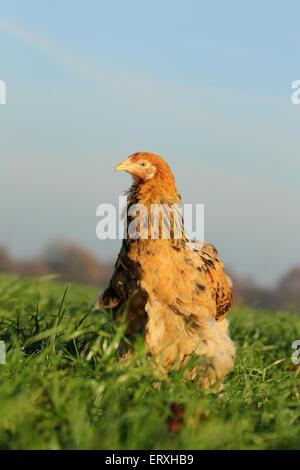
[115,159,132,173]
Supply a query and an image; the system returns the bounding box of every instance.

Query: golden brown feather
[96,152,236,388]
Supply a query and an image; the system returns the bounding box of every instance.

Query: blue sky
[0,0,299,284]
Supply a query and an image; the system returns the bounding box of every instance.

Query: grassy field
[0,274,300,450]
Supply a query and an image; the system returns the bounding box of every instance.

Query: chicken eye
[139,162,147,167]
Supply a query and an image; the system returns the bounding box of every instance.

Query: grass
[0,274,300,450]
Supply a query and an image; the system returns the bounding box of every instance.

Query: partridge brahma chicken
[97,152,235,388]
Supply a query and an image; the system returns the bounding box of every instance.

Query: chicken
[96,152,235,388]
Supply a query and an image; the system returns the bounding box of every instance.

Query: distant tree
[42,241,103,286]
[229,269,276,309]
[13,260,49,278]
[242,285,276,309]
[0,247,12,273]
[276,267,300,311]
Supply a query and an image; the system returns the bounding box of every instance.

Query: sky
[0,0,300,285]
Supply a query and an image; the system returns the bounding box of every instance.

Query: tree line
[0,242,299,311]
